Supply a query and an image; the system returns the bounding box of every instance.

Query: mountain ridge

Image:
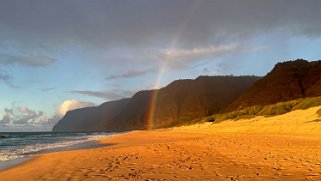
[227,59,321,111]
[53,75,259,131]
[53,59,321,132]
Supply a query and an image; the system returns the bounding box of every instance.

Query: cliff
[53,76,259,131]
[52,99,130,132]
[53,59,321,132]
[228,59,321,110]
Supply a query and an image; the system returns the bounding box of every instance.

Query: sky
[1,0,321,131]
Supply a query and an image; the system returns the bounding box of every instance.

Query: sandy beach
[1,106,321,181]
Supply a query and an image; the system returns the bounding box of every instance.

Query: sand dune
[1,106,321,180]
[177,106,321,135]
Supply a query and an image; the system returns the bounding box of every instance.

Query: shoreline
[1,107,321,180]
[1,129,321,180]
[0,135,118,171]
[0,157,35,172]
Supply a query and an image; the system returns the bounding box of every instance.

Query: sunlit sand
[1,106,321,180]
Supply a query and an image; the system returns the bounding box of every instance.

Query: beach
[1,106,321,180]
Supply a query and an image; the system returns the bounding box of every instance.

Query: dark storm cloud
[0,0,320,49]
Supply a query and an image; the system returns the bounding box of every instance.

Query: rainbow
[145,67,164,130]
[145,0,199,129]
[145,89,158,130]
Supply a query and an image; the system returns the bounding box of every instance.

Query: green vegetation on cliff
[207,96,321,123]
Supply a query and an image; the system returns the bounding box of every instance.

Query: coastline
[1,129,321,180]
[0,133,120,171]
[1,107,321,180]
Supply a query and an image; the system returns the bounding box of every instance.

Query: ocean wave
[0,134,10,139]
[0,132,114,162]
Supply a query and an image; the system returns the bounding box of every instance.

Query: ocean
[0,131,120,169]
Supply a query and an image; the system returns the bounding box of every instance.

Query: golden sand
[1,106,321,180]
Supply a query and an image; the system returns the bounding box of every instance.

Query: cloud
[56,100,95,116]
[0,73,19,88]
[0,0,320,49]
[70,91,113,100]
[106,69,152,80]
[46,100,96,127]
[70,90,134,101]
[203,63,243,75]
[0,73,11,81]
[14,107,47,125]
[0,100,94,130]
[47,100,95,126]
[0,106,47,126]
[157,44,239,70]
[102,44,263,72]
[0,108,13,124]
[46,114,62,127]
[0,52,56,67]
[159,45,237,61]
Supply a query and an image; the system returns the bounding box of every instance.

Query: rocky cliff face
[52,99,130,132]
[53,76,259,132]
[228,59,321,110]
[52,59,321,132]
[115,76,260,130]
